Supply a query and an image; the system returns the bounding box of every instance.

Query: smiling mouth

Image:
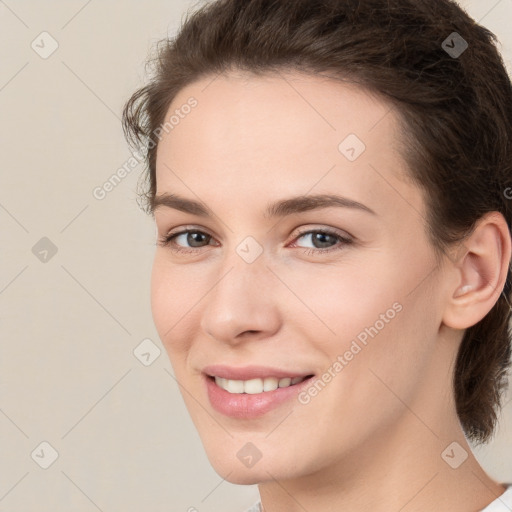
[208,374,315,394]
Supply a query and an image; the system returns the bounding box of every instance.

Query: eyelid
[158,223,354,255]
[158,225,216,244]
[292,225,353,241]
[160,224,352,243]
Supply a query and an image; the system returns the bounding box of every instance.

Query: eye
[157,226,353,256]
[290,227,353,255]
[157,228,215,253]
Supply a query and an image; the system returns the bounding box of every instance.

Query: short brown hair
[122,0,512,444]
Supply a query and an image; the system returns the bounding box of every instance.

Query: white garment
[243,484,512,512]
[480,484,512,511]
[244,503,262,512]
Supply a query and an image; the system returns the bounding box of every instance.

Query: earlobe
[442,212,511,330]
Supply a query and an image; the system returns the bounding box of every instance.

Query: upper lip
[202,364,314,381]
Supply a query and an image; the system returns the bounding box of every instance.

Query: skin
[151,71,511,512]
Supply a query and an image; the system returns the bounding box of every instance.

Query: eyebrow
[152,192,376,218]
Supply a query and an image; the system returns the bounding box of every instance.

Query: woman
[122,0,512,510]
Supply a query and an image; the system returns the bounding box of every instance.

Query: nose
[199,254,281,345]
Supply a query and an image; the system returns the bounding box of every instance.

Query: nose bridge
[200,244,279,342]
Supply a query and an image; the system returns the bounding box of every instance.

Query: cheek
[150,256,169,339]
[314,274,439,424]
[289,248,438,392]
[283,257,398,341]
[150,254,198,358]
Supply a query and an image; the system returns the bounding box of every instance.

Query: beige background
[1,1,511,510]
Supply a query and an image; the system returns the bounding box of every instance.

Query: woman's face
[151,72,452,483]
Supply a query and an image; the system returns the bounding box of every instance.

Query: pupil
[189,232,207,247]
[314,232,333,248]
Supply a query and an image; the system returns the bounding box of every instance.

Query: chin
[219,468,267,485]
[204,446,306,485]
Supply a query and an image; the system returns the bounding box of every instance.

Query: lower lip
[204,374,315,419]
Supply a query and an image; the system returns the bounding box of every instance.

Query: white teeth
[225,379,244,393]
[214,375,308,393]
[263,377,279,392]
[244,378,265,394]
[278,377,291,387]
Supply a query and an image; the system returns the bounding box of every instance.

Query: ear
[442,212,511,330]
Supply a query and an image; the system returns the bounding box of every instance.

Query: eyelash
[157,226,353,256]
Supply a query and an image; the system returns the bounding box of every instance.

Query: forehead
[154,71,419,221]
[158,70,398,159]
